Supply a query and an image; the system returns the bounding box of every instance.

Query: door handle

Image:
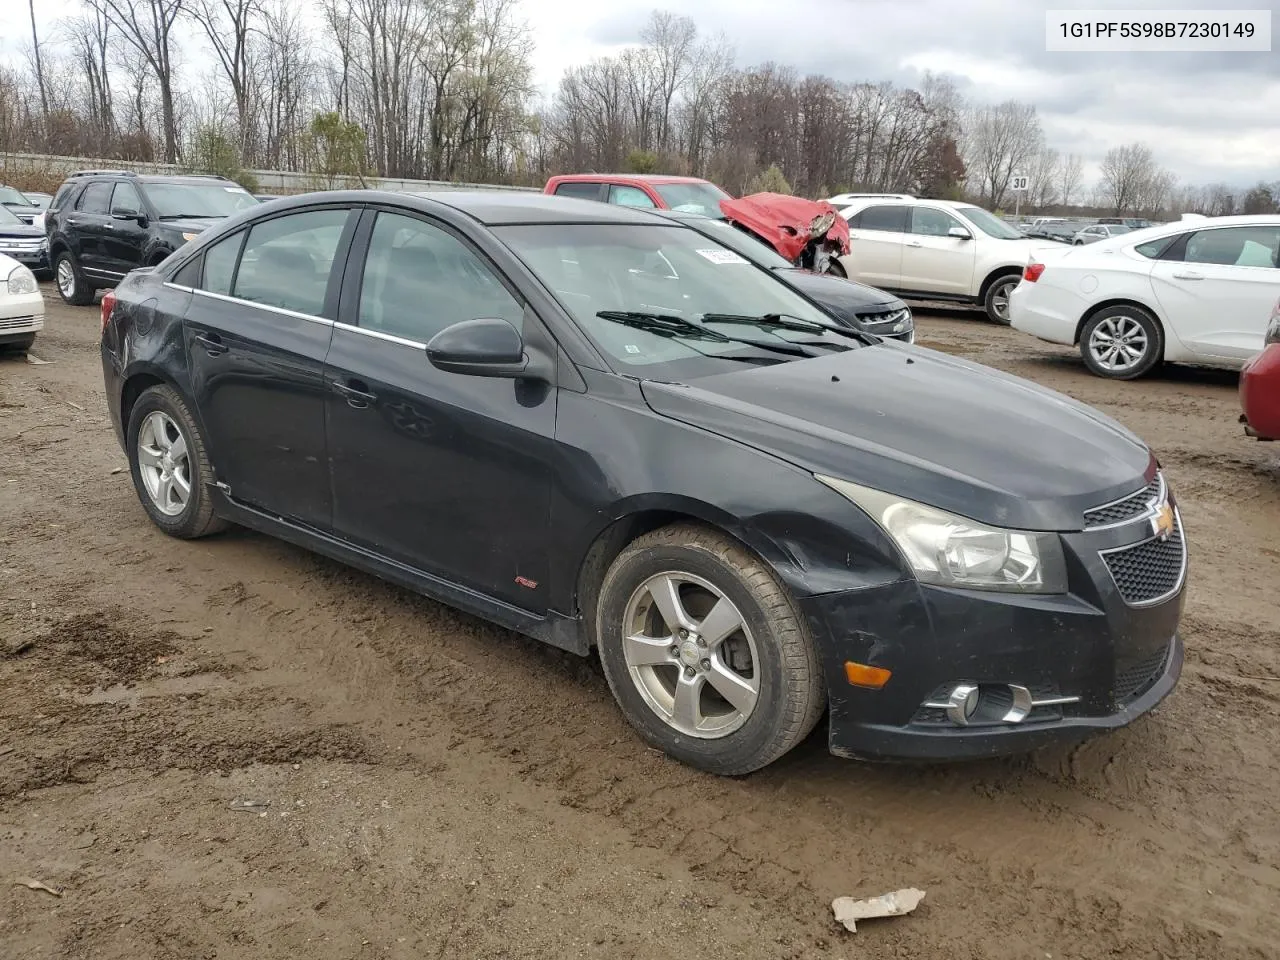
[1171,271,1204,280]
[194,332,228,356]
[333,379,377,409]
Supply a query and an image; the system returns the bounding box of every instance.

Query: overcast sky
[8,0,1280,187]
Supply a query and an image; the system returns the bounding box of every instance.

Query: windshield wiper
[700,312,862,341]
[594,310,816,358]
[158,213,210,220]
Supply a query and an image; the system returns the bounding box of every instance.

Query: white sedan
[0,251,44,352]
[1010,215,1280,379]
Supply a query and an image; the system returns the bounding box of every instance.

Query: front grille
[1084,477,1162,528]
[1102,518,1185,605]
[1114,643,1171,703]
[0,316,39,331]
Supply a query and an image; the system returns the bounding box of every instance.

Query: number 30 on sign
[1011,176,1030,192]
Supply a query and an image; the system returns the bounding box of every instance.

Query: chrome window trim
[1097,505,1188,608]
[333,320,427,350]
[183,285,335,326]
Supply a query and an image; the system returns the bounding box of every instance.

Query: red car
[1240,297,1280,441]
[543,174,850,274]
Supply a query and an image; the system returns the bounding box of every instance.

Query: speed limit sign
[1011,175,1030,192]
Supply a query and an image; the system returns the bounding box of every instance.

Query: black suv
[46,170,259,305]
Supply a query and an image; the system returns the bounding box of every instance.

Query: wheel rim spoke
[168,432,187,464]
[670,674,704,731]
[648,575,696,634]
[623,632,674,667]
[171,468,191,503]
[698,596,742,650]
[137,445,162,469]
[705,660,759,714]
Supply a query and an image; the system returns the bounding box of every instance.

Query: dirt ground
[2,290,1278,960]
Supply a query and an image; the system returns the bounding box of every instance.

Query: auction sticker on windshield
[697,249,750,265]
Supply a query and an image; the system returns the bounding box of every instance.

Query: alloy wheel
[137,411,192,516]
[989,279,1016,322]
[621,571,760,739]
[56,259,76,299]
[1088,315,1149,373]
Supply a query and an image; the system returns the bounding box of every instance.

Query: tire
[1079,304,1164,380]
[983,273,1020,325]
[126,384,228,538]
[595,523,824,775]
[54,251,94,306]
[1,334,36,353]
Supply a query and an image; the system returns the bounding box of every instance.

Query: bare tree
[89,0,185,162]
[1028,145,1060,208]
[187,0,264,162]
[1099,142,1165,215]
[641,11,696,156]
[28,0,51,122]
[1058,153,1084,206]
[962,100,1041,208]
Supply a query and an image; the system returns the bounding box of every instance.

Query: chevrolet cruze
[100,192,1186,775]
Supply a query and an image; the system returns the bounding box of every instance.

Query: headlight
[181,232,199,242]
[6,265,38,295]
[815,475,1068,593]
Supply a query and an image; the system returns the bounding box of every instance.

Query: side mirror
[112,207,146,225]
[947,226,972,240]
[426,317,532,379]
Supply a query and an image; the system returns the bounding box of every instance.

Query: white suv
[832,197,1051,324]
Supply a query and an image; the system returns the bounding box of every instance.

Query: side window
[1184,226,1280,268]
[52,183,79,210]
[77,182,113,214]
[850,205,908,233]
[358,211,523,343]
[233,209,350,315]
[1135,235,1177,259]
[172,255,203,287]
[554,182,603,201]
[200,231,243,295]
[909,207,962,237]
[608,184,657,208]
[111,182,144,216]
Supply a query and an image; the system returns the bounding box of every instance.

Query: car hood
[639,342,1153,531]
[0,222,44,240]
[778,269,901,313]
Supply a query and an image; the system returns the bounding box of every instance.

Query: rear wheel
[983,273,1020,325]
[1079,305,1163,380]
[126,384,228,538]
[54,251,94,306]
[595,524,825,775]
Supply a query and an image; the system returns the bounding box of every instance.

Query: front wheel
[983,274,1020,325]
[54,252,94,306]
[1079,305,1163,380]
[595,524,825,775]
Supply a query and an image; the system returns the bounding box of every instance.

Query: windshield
[677,217,795,270]
[653,182,732,218]
[955,205,1023,240]
[497,223,852,379]
[145,182,259,218]
[25,193,51,209]
[0,185,33,207]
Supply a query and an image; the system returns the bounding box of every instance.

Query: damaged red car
[543,174,850,275]
[1240,296,1280,441]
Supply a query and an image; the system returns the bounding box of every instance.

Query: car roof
[412,190,675,225]
[547,173,711,185]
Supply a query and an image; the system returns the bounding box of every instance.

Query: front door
[103,181,149,274]
[1149,225,1280,361]
[324,208,556,611]
[69,179,115,278]
[182,205,357,528]
[900,206,977,296]
[841,204,907,289]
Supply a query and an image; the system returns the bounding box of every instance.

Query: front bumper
[1240,344,1280,441]
[0,289,45,341]
[799,503,1186,762]
[0,243,49,270]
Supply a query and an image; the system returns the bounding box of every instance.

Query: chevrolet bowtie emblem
[1151,502,1175,541]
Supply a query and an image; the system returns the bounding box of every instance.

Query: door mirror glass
[947,226,972,240]
[111,206,145,223]
[426,317,529,378]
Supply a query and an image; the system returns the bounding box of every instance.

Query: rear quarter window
[553,182,604,201]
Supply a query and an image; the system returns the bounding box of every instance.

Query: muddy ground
[2,291,1278,960]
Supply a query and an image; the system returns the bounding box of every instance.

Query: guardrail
[0,151,540,194]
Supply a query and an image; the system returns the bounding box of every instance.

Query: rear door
[1149,225,1280,361]
[181,204,358,527]
[68,180,115,278]
[841,204,907,289]
[900,205,977,295]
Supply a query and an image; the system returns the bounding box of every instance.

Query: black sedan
[0,202,48,273]
[100,191,1185,774]
[650,208,913,342]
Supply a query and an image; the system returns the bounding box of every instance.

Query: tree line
[3,0,1276,218]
